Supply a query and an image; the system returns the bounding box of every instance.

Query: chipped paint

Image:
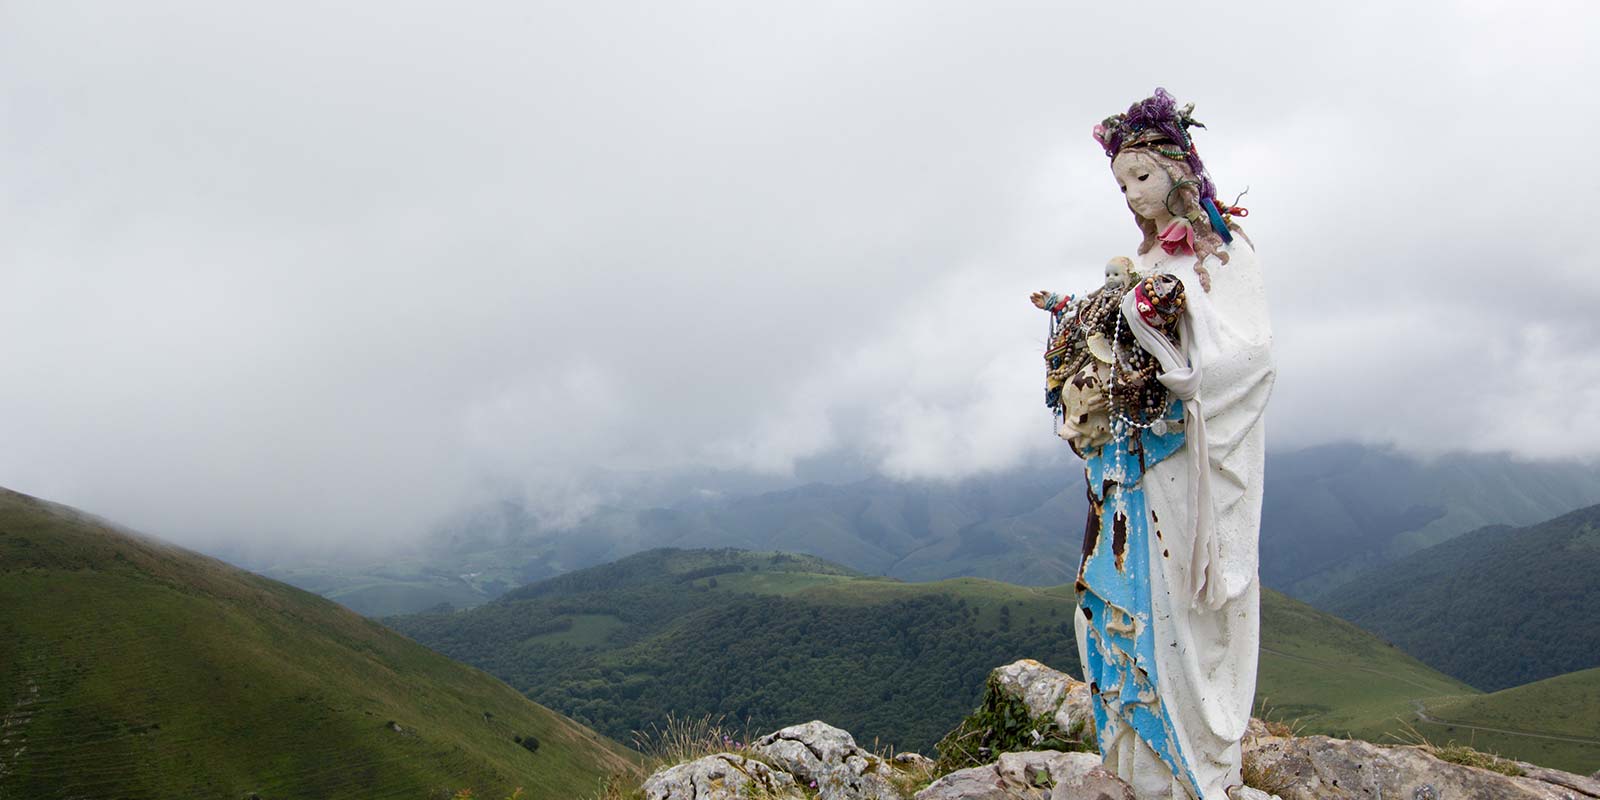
[1078,397,1199,797]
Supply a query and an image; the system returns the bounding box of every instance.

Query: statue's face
[1112,151,1173,222]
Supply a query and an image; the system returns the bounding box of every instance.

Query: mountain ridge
[264,443,1600,617]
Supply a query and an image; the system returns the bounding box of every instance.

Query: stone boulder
[989,658,1095,738]
[749,720,901,800]
[893,752,937,772]
[1228,788,1282,800]
[914,749,1127,800]
[1051,764,1137,800]
[640,752,804,800]
[1242,734,1600,800]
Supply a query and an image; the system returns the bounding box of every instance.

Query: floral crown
[1092,87,1205,161]
[1092,87,1243,242]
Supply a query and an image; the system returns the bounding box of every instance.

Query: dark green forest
[388,548,1082,754]
[1322,504,1600,690]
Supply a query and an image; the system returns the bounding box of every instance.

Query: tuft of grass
[628,710,766,767]
[452,789,525,800]
[581,711,789,800]
[1239,750,1297,796]
[1385,720,1526,777]
[1253,697,1303,738]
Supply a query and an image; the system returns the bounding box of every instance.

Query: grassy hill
[0,487,641,799]
[1255,589,1472,740]
[1412,667,1600,774]
[390,547,1081,756]
[1319,504,1600,691]
[388,546,1475,761]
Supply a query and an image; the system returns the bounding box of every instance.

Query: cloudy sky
[3,1,1597,553]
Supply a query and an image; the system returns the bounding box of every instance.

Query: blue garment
[1077,399,1200,794]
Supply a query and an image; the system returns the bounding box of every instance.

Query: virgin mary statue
[1032,88,1275,800]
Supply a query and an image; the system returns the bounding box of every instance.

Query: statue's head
[1093,88,1245,269]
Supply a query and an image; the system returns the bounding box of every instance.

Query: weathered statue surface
[1031,88,1275,800]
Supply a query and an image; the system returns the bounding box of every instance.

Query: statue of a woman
[1032,88,1275,800]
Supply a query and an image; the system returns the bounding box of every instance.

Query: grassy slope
[0,488,641,800]
[1255,589,1473,739]
[1413,667,1600,774]
[391,548,1476,761]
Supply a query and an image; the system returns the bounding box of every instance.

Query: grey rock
[1242,717,1283,744]
[893,752,936,771]
[1227,787,1282,800]
[641,752,803,800]
[993,659,1077,719]
[751,720,899,800]
[1241,735,1593,800]
[1051,765,1136,800]
[916,749,1128,800]
[986,659,1094,741]
[1514,762,1600,797]
[998,750,1099,789]
[913,763,1011,800]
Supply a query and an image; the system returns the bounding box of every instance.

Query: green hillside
[1413,667,1600,774]
[1255,589,1473,740]
[390,547,1081,755]
[0,487,641,799]
[389,547,1473,759]
[1320,504,1600,691]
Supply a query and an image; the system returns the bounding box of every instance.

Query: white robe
[1075,238,1275,800]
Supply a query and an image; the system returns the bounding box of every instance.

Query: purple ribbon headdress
[1093,88,1236,243]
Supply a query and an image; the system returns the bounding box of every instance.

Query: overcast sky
[3,1,1597,553]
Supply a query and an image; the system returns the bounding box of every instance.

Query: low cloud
[2,0,1595,553]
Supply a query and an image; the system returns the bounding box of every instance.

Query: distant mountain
[1413,667,1600,774]
[387,546,1471,757]
[1320,503,1600,692]
[1261,445,1600,597]
[0,487,639,799]
[268,444,1600,617]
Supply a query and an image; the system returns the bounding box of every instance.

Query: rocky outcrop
[989,658,1095,740]
[913,750,1127,800]
[1242,734,1599,799]
[641,752,804,800]
[637,658,1599,800]
[749,720,902,800]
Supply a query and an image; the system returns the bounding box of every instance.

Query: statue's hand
[1030,290,1051,309]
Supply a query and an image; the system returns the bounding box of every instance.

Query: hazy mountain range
[261,443,1600,618]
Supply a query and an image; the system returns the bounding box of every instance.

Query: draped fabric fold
[1119,291,1221,610]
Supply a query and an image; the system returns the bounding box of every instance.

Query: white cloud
[2,0,1596,552]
